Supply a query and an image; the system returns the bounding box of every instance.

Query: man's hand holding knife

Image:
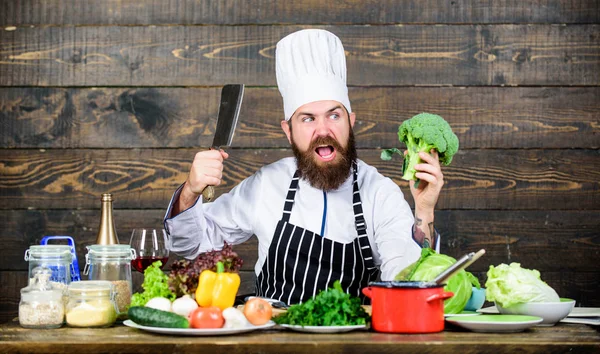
[173,149,229,215]
[172,84,244,216]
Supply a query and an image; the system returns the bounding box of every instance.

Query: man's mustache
[309,136,343,151]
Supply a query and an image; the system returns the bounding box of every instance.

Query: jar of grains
[24,245,72,291]
[19,267,65,329]
[84,245,135,320]
[65,280,117,327]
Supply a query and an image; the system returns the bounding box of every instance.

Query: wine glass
[129,229,170,273]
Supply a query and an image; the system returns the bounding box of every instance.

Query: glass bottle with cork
[96,193,119,245]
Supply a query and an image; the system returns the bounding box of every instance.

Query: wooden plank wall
[1,1,599,323]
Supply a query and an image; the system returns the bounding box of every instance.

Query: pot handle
[362,287,372,299]
[426,291,454,302]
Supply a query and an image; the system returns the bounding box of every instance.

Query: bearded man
[164,29,445,304]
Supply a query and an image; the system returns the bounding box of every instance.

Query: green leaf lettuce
[131,261,175,307]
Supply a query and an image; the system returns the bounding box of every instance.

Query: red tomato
[189,306,224,329]
[243,298,273,325]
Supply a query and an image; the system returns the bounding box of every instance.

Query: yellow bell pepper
[195,261,240,310]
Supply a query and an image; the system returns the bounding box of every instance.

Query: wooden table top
[1,320,598,354]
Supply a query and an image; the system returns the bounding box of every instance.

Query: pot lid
[368,281,445,289]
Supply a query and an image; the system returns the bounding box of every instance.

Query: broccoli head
[381,112,459,187]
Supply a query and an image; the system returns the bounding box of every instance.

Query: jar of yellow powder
[65,280,117,327]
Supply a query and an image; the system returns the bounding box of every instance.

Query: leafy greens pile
[395,248,480,314]
[131,261,175,307]
[485,262,560,308]
[273,281,369,326]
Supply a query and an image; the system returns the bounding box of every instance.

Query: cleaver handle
[200,145,220,202]
[202,185,215,202]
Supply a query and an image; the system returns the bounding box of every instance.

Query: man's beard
[291,129,357,191]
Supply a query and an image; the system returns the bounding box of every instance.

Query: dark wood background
[1,1,599,323]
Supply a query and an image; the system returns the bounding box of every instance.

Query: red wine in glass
[131,256,169,273]
[129,229,170,273]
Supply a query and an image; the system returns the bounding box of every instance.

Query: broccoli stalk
[381,113,459,188]
[402,131,438,182]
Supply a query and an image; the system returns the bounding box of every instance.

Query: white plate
[444,311,482,317]
[446,314,543,333]
[278,324,367,333]
[123,320,276,336]
[568,307,600,318]
[477,305,499,314]
[479,305,600,318]
[560,317,600,326]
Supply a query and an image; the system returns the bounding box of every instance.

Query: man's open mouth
[315,145,336,161]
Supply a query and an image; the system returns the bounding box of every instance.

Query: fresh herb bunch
[168,243,243,297]
[273,281,369,326]
[131,261,175,307]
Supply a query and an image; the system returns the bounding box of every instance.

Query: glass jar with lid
[19,267,65,329]
[65,280,118,327]
[24,245,73,292]
[84,244,135,319]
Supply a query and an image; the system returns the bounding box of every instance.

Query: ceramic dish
[477,305,500,314]
[123,320,276,336]
[495,298,575,326]
[446,314,543,333]
[481,306,600,318]
[444,310,482,317]
[568,307,600,318]
[278,324,367,333]
[559,317,600,326]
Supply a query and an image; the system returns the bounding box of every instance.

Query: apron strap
[281,170,301,222]
[352,161,378,272]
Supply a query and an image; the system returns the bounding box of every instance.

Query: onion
[171,295,198,317]
[145,297,172,312]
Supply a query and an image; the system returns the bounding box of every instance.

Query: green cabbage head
[394,248,480,314]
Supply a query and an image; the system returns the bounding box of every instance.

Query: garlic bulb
[222,307,250,328]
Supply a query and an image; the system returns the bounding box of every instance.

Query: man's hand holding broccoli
[381,112,458,248]
[381,112,459,188]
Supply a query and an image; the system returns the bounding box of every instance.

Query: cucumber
[128,306,190,328]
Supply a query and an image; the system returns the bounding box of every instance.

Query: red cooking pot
[363,281,453,333]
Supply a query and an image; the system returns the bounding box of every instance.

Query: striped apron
[255,162,380,305]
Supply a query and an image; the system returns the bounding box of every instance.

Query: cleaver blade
[201,84,244,202]
[211,84,245,149]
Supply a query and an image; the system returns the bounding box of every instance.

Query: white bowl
[495,298,575,326]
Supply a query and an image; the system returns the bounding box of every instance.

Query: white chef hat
[276,29,351,121]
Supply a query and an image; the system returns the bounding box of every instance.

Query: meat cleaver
[201,84,245,202]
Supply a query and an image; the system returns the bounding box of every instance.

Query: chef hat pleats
[276,29,352,121]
